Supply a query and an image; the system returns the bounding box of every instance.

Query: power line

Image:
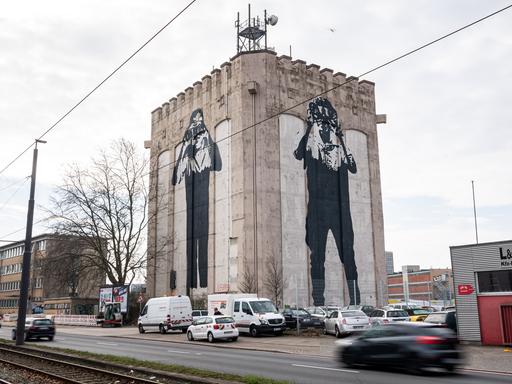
[145,3,512,177]
[0,0,199,178]
[0,176,30,193]
[0,177,30,213]
[0,218,46,241]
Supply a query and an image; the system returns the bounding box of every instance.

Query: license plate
[353,326,363,329]
[39,327,49,330]
[224,331,233,334]
[273,328,282,331]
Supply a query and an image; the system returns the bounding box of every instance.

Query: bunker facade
[146,50,387,307]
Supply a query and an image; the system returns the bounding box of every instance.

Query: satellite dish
[267,15,278,26]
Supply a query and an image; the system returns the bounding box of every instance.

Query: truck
[207,294,285,337]
[138,295,192,334]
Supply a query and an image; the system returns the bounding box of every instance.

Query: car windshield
[291,309,309,316]
[215,317,235,324]
[250,300,277,314]
[411,309,431,315]
[342,311,366,317]
[388,310,408,317]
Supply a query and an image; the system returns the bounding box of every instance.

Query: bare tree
[239,257,257,293]
[263,256,286,308]
[47,139,149,286]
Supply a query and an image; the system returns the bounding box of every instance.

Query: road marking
[462,368,512,377]
[96,342,119,346]
[291,364,359,374]
[167,349,191,354]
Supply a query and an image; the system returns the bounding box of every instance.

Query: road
[0,326,510,384]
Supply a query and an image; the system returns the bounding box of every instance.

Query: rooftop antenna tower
[236,4,278,54]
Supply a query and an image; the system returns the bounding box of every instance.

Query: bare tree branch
[45,139,153,285]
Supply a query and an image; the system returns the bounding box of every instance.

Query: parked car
[368,308,409,326]
[342,305,375,316]
[305,306,328,323]
[11,317,55,341]
[282,308,323,329]
[324,310,371,337]
[406,308,432,322]
[337,322,463,373]
[186,315,238,342]
[138,295,192,334]
[192,310,208,321]
[423,311,457,333]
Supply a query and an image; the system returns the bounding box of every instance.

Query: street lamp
[16,139,46,345]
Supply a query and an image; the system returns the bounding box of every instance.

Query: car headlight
[260,318,269,325]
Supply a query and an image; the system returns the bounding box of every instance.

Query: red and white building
[451,240,512,345]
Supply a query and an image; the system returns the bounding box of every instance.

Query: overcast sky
[1,0,511,271]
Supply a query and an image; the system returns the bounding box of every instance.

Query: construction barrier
[53,315,98,327]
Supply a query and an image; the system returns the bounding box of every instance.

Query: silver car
[369,308,410,326]
[324,310,371,337]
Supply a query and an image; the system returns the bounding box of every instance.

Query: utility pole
[16,139,46,345]
[472,180,479,244]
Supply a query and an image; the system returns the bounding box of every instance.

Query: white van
[138,295,192,334]
[208,294,285,337]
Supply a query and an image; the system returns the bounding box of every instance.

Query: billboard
[99,285,129,313]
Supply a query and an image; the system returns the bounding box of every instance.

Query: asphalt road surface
[0,327,510,384]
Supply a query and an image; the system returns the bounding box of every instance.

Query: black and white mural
[172,109,222,289]
[280,97,374,307]
[294,97,359,305]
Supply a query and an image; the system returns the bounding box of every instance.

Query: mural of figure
[294,97,359,305]
[172,109,222,288]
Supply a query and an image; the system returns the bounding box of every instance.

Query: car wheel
[335,326,342,338]
[159,324,167,334]
[231,337,238,342]
[250,325,258,337]
[187,331,194,341]
[181,328,187,333]
[323,326,328,335]
[207,332,215,343]
[138,324,145,334]
[48,336,54,341]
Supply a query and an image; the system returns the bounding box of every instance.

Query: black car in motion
[12,317,56,341]
[338,323,463,373]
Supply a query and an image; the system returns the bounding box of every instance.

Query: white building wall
[214,119,233,292]
[155,150,170,296]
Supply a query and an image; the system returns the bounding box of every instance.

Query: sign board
[99,285,129,313]
[457,284,474,295]
[499,247,512,267]
[433,274,447,282]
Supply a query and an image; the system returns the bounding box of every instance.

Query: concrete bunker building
[146,39,387,307]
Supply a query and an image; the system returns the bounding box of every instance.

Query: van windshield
[250,300,277,314]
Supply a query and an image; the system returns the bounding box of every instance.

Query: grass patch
[5,341,291,384]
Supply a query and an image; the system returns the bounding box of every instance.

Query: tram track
[0,345,202,384]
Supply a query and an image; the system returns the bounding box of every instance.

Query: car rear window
[342,311,366,317]
[33,319,52,326]
[387,310,408,318]
[215,317,235,324]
